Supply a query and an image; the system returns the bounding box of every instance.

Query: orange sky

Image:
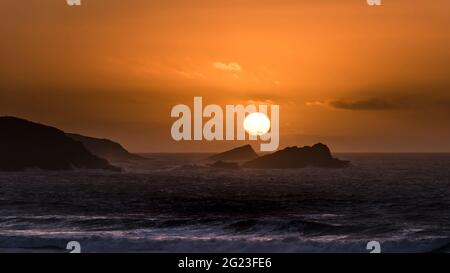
[1,0,449,152]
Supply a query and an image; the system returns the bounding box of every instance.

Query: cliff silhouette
[67,133,144,163]
[0,117,119,171]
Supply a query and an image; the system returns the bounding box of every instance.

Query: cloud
[329,98,398,110]
[305,101,326,107]
[212,62,243,73]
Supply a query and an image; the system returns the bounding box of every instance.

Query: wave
[0,232,449,253]
[0,215,370,236]
[1,154,449,253]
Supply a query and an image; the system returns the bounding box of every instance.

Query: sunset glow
[1,0,449,152]
[244,113,271,136]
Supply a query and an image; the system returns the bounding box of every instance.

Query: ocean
[0,154,449,253]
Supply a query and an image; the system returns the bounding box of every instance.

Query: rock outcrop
[243,143,349,169]
[207,144,258,162]
[209,160,241,169]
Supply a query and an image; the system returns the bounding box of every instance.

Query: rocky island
[207,144,258,162]
[243,143,349,169]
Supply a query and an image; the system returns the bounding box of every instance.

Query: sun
[243,112,271,136]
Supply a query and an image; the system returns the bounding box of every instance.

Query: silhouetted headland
[207,144,258,162]
[67,133,145,163]
[243,143,349,169]
[0,116,120,171]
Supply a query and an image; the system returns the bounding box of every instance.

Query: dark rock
[0,116,120,171]
[209,160,241,169]
[243,143,349,169]
[67,133,145,163]
[207,144,258,162]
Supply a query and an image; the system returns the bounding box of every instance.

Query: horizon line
[134,151,450,154]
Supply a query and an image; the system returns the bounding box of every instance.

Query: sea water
[0,154,449,253]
